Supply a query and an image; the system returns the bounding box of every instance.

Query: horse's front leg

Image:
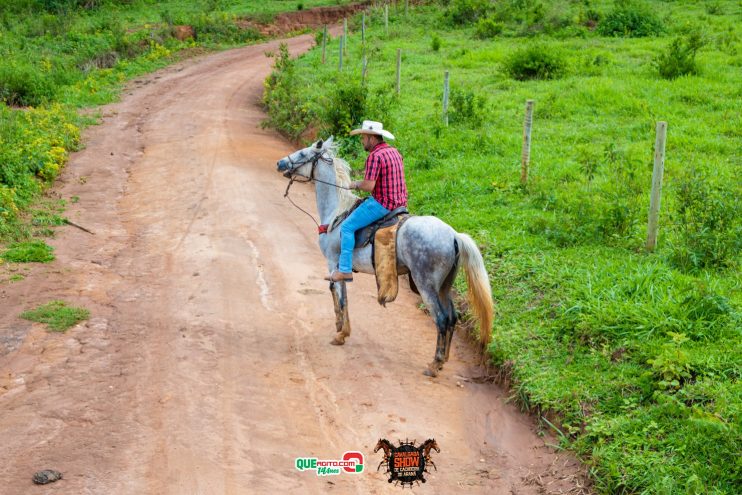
[423,294,448,377]
[443,298,458,363]
[329,280,351,345]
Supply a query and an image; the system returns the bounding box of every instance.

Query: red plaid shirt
[364,142,408,210]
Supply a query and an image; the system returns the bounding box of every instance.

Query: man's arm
[352,179,376,192]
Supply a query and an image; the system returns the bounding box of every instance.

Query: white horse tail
[455,233,494,352]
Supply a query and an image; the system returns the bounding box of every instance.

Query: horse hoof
[423,367,438,377]
[330,337,345,346]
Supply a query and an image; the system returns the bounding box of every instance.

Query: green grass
[263,1,741,493]
[20,300,90,332]
[1,240,55,262]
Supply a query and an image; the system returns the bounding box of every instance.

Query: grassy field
[0,0,354,245]
[263,1,741,493]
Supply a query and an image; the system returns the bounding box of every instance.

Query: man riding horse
[277,128,493,376]
[324,120,408,283]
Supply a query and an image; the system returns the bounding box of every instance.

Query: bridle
[282,150,353,229]
[282,151,324,185]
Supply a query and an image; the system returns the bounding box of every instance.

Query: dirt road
[0,32,589,494]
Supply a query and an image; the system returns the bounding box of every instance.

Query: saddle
[330,200,413,306]
[329,200,409,248]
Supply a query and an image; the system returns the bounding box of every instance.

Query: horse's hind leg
[329,281,351,345]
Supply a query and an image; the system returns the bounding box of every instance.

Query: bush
[34,0,102,13]
[0,103,79,228]
[529,143,645,247]
[204,0,222,12]
[314,28,328,47]
[449,87,485,126]
[431,34,441,52]
[444,0,492,26]
[27,13,73,37]
[323,80,367,138]
[647,332,692,391]
[305,79,396,158]
[578,4,601,28]
[597,2,664,37]
[715,26,739,55]
[654,31,705,79]
[321,79,394,135]
[483,0,571,36]
[705,2,723,15]
[262,43,313,140]
[0,184,21,222]
[475,16,504,39]
[668,171,741,271]
[0,62,57,106]
[192,12,262,44]
[503,44,567,80]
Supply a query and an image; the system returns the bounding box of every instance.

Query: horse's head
[423,438,440,453]
[374,438,390,453]
[276,136,335,179]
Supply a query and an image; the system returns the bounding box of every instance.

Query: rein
[283,175,320,228]
[282,152,353,231]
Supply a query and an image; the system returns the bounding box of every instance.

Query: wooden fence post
[362,54,368,85]
[442,70,450,126]
[405,0,409,15]
[321,25,327,64]
[338,35,343,71]
[646,121,667,251]
[396,48,401,95]
[343,18,348,55]
[520,100,534,185]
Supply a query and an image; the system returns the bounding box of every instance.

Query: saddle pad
[374,222,402,307]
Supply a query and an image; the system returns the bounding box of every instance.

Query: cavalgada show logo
[375,438,441,487]
[295,438,441,487]
[295,451,364,476]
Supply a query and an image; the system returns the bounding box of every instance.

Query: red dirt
[0,30,592,494]
[238,2,371,37]
[271,2,370,33]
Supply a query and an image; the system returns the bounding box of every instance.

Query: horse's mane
[325,144,359,231]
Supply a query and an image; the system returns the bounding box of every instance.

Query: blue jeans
[338,198,390,273]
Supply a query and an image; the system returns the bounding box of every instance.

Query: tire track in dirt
[0,31,591,494]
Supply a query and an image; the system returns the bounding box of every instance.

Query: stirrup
[324,270,353,282]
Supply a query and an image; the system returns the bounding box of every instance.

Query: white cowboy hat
[349,120,395,140]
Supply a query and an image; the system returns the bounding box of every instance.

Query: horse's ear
[316,139,323,149]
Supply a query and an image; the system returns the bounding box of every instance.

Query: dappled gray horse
[277,137,493,376]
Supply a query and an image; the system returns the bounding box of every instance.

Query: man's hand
[353,180,376,193]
